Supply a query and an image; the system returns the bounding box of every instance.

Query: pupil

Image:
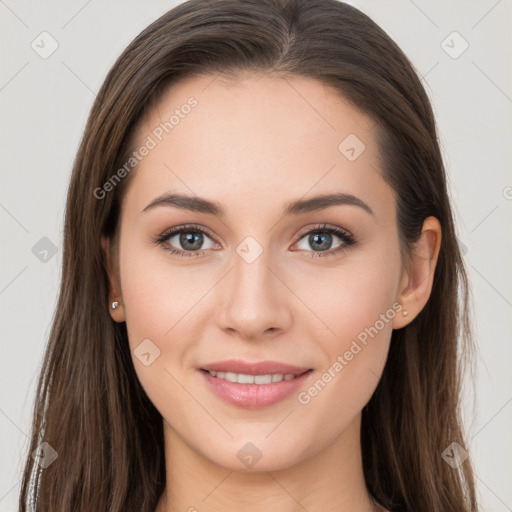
[180,232,203,250]
[310,232,332,251]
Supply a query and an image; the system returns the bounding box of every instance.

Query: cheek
[116,233,208,405]
[291,243,400,412]
[118,230,209,344]
[292,238,401,350]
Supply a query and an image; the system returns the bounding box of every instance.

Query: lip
[199,359,313,409]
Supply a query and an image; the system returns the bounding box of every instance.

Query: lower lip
[200,369,313,409]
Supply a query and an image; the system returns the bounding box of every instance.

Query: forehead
[123,72,390,219]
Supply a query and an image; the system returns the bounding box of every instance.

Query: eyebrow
[141,191,374,217]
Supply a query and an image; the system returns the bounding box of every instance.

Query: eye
[153,222,357,259]
[292,223,356,258]
[153,224,219,258]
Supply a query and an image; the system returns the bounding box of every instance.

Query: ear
[392,216,442,329]
[101,235,126,322]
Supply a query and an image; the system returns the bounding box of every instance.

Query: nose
[216,246,292,341]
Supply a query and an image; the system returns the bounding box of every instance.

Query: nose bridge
[217,240,290,338]
[232,244,271,299]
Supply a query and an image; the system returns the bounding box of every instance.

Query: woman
[19,0,477,511]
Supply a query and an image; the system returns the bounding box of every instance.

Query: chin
[197,433,313,473]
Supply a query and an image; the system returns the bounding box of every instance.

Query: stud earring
[111,301,120,310]
[402,309,409,317]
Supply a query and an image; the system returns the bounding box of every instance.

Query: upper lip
[200,359,311,376]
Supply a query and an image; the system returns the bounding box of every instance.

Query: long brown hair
[19,1,477,510]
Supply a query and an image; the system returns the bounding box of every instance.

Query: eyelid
[156,223,219,244]
[293,223,354,245]
[290,223,357,258]
[152,223,221,259]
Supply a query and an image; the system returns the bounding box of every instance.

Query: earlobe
[101,235,126,322]
[392,216,442,329]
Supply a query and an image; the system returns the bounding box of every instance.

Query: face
[109,73,406,471]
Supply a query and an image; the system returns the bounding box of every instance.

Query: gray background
[1,0,511,510]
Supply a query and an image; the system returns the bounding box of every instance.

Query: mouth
[198,360,313,409]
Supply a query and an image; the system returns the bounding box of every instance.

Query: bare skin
[103,72,441,512]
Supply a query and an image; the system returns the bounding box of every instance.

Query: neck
[155,413,381,512]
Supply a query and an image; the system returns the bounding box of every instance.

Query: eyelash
[153,223,357,259]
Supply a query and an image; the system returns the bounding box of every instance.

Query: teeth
[225,372,238,383]
[254,374,272,384]
[239,373,256,384]
[207,370,297,384]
